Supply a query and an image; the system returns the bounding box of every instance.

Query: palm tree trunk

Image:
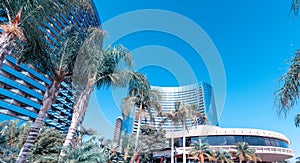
[130,103,143,163]
[17,75,63,163]
[183,120,186,163]
[60,76,96,157]
[134,103,143,151]
[171,121,174,163]
[0,33,14,67]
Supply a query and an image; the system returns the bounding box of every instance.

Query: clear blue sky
[84,0,300,161]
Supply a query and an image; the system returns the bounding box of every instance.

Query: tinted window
[234,136,244,143]
[174,135,288,148]
[226,136,235,145]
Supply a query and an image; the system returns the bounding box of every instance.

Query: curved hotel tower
[0,0,101,131]
[121,82,294,162]
[122,82,218,134]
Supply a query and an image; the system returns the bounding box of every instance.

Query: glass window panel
[235,136,244,143]
[207,136,218,145]
[186,137,192,147]
[265,138,271,146]
[200,136,209,144]
[257,137,265,146]
[245,136,259,145]
[218,136,227,145]
[226,136,235,145]
[279,140,288,148]
[274,139,280,147]
[270,138,276,146]
[191,137,200,145]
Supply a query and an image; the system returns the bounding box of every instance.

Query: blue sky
[84,0,300,161]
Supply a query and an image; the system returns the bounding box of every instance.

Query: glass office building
[0,0,101,131]
[122,82,218,134]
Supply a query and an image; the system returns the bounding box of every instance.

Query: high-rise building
[122,82,218,134]
[113,117,123,142]
[0,0,101,131]
[121,82,294,162]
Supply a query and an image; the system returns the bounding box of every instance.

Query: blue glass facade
[0,0,101,131]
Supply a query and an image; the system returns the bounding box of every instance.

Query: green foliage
[122,73,162,122]
[0,0,73,62]
[160,101,206,131]
[139,125,167,150]
[119,125,167,163]
[138,125,167,163]
[0,120,66,162]
[215,148,233,163]
[235,142,261,162]
[275,50,300,116]
[61,142,101,163]
[0,0,96,78]
[189,140,215,163]
[72,27,133,92]
[29,128,65,161]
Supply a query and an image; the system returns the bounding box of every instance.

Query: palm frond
[290,0,300,16]
[275,50,300,116]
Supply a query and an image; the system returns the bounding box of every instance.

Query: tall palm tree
[61,29,135,153]
[235,142,260,163]
[159,104,184,163]
[189,140,215,163]
[0,0,87,67]
[17,28,84,162]
[177,102,208,163]
[215,149,233,163]
[122,73,162,163]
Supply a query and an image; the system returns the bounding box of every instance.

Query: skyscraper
[113,117,123,142]
[122,82,218,134]
[0,0,101,131]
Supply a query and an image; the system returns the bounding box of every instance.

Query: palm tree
[121,73,162,163]
[159,105,184,163]
[0,7,24,66]
[235,142,261,163]
[0,0,88,67]
[176,102,208,163]
[0,120,65,163]
[160,102,207,163]
[17,28,84,162]
[61,29,135,153]
[215,149,233,163]
[275,49,300,127]
[0,1,97,162]
[61,142,101,163]
[189,140,215,163]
